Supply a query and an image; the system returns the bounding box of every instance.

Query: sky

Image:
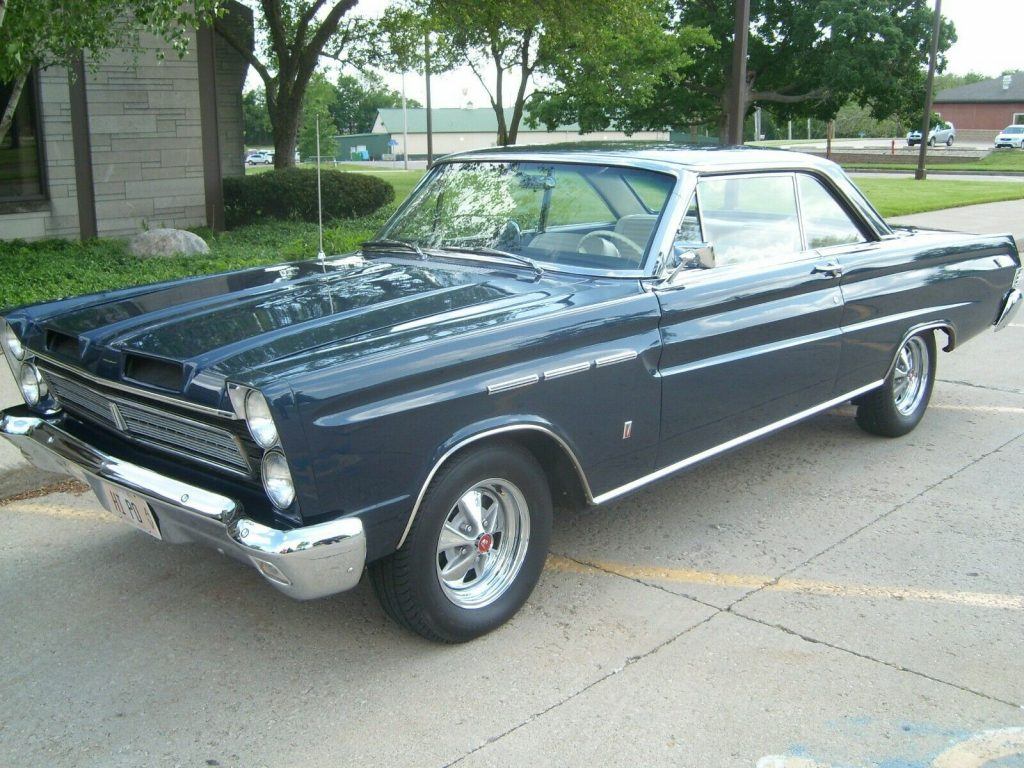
[247,0,1024,108]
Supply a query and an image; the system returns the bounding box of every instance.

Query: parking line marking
[932,404,1024,415]
[547,555,1024,611]
[5,501,112,523]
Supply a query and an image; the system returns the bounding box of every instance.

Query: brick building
[933,73,1024,143]
[0,3,252,241]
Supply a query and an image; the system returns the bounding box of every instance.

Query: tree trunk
[0,70,28,148]
[272,103,300,168]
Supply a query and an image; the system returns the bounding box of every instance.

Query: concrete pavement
[1,325,1022,767]
[889,198,1024,246]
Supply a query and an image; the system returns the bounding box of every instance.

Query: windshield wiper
[438,246,544,279]
[361,238,427,259]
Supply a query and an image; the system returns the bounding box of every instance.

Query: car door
[654,172,845,468]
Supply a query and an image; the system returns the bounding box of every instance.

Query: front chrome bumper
[0,410,365,600]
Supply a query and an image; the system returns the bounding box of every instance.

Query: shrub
[223,168,394,228]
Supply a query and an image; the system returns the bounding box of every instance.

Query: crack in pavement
[726,606,1023,710]
[938,378,1024,396]
[439,609,720,768]
[443,429,1024,764]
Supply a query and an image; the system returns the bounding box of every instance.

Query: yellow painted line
[931,404,1024,415]
[5,501,112,523]
[547,555,1024,611]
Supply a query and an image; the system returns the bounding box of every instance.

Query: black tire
[946,136,954,147]
[928,136,936,147]
[856,331,937,438]
[369,441,552,643]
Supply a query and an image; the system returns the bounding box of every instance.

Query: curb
[847,167,1024,178]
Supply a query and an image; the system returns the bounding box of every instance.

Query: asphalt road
[2,326,1023,767]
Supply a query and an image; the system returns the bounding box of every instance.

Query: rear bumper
[994,289,1022,331]
[0,409,365,600]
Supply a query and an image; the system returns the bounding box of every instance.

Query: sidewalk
[888,198,1024,247]
[1,198,1021,497]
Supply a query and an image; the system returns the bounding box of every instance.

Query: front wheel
[369,441,552,642]
[946,135,954,147]
[856,332,937,437]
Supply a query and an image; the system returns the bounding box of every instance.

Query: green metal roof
[374,107,581,134]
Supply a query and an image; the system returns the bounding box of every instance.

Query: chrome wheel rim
[435,478,531,609]
[893,336,929,416]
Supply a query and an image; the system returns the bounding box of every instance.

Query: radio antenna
[315,114,326,263]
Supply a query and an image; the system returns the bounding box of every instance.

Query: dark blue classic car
[2,146,1021,641]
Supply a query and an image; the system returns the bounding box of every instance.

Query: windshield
[1004,126,1024,134]
[378,160,677,273]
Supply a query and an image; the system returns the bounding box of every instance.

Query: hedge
[223,168,395,228]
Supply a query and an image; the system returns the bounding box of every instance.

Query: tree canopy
[331,72,421,135]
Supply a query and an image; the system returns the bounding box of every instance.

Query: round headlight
[244,389,278,448]
[19,364,47,405]
[261,451,295,509]
[3,324,26,361]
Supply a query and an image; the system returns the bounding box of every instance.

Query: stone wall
[0,70,81,240]
[0,4,252,242]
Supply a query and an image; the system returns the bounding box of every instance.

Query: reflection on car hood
[10,254,597,408]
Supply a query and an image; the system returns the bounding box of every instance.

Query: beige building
[371,108,670,159]
[0,3,251,242]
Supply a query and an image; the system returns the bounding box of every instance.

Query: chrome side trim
[841,303,970,335]
[543,361,592,380]
[486,374,540,395]
[33,352,236,419]
[396,424,593,549]
[590,380,884,505]
[659,328,840,378]
[595,350,638,367]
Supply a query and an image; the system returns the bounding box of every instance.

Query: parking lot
[1,325,1022,767]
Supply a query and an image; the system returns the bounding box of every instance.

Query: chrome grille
[44,368,250,474]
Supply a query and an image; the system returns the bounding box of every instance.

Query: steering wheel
[577,231,645,265]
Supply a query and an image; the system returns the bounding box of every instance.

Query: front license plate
[101,485,162,540]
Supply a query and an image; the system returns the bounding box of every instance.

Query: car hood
[10,255,599,409]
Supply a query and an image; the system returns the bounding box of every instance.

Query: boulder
[129,228,210,258]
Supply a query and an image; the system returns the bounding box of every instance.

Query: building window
[1014,113,1024,126]
[0,71,47,203]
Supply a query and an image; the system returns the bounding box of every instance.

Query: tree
[214,2,371,168]
[0,0,220,145]
[412,0,700,147]
[243,88,274,146]
[297,71,339,159]
[703,0,954,140]
[331,72,421,135]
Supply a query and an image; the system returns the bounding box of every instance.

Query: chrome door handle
[812,262,843,278]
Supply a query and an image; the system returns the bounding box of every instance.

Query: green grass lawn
[844,149,1024,174]
[2,168,1022,308]
[852,177,1024,217]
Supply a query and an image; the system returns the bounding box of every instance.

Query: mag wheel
[369,441,552,643]
[856,332,936,438]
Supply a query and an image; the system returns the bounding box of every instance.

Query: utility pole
[424,32,433,167]
[726,0,750,145]
[401,70,409,171]
[916,0,943,181]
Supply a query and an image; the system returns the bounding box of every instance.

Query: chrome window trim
[33,352,236,419]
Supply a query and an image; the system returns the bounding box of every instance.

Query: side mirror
[660,242,715,286]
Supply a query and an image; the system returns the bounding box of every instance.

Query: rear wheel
[946,135,954,147]
[369,441,552,643]
[928,136,936,147]
[856,331,936,437]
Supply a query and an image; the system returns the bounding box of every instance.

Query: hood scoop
[124,354,185,391]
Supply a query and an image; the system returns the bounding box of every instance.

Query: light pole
[726,0,750,145]
[401,70,409,171]
[424,32,433,167]
[916,0,943,181]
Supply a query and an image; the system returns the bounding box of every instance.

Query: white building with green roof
[368,108,669,159]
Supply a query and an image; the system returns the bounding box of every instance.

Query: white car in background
[246,151,274,165]
[907,121,955,147]
[994,125,1024,149]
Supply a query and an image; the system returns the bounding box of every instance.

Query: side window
[797,175,865,249]
[697,175,803,267]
